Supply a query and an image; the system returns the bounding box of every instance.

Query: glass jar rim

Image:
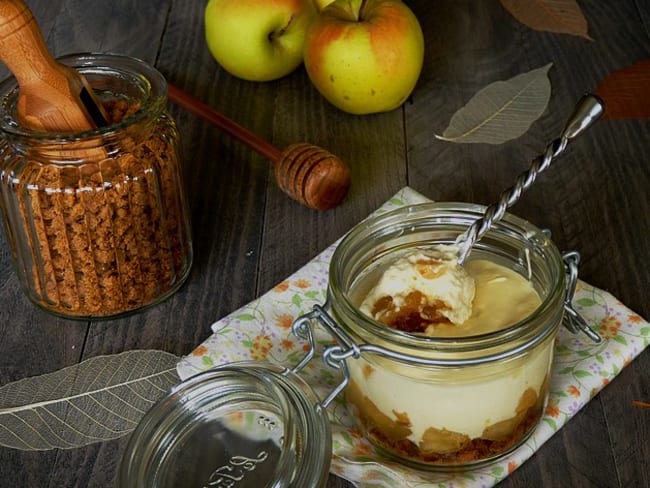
[0,52,167,142]
[327,201,567,357]
[119,361,332,488]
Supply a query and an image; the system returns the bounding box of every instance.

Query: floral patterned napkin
[177,187,650,487]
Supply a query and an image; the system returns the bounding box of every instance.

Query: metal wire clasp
[290,303,358,409]
[289,303,473,408]
[562,251,601,343]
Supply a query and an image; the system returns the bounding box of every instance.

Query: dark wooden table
[1,0,648,486]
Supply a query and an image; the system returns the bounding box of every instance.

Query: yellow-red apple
[205,0,317,82]
[304,0,424,114]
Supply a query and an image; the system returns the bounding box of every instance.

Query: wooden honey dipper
[167,84,351,211]
[0,0,108,132]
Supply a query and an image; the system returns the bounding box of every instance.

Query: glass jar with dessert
[307,201,599,469]
[0,53,193,319]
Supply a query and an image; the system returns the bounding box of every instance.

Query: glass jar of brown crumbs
[0,53,192,319]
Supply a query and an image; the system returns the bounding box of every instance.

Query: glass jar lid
[118,361,332,488]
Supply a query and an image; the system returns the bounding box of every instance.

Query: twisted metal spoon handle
[456,94,605,264]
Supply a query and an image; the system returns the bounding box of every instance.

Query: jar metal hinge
[562,251,601,343]
[290,305,355,409]
[290,304,449,409]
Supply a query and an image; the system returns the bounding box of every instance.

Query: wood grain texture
[0,0,648,487]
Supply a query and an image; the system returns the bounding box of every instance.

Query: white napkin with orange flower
[177,187,650,488]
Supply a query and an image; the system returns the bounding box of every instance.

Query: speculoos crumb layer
[14,100,191,317]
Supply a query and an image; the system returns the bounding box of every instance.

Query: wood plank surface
[0,0,648,487]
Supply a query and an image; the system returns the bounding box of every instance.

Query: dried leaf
[0,350,179,450]
[595,59,650,119]
[436,63,552,144]
[500,0,592,40]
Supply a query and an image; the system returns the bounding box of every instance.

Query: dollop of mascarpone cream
[359,245,475,326]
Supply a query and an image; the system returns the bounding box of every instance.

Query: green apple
[304,0,424,114]
[314,0,336,11]
[204,0,318,82]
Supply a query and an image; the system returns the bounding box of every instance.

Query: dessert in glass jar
[327,202,566,469]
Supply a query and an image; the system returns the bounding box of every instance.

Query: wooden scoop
[0,0,108,132]
[168,84,351,211]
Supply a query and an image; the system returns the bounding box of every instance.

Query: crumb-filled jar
[326,202,567,469]
[0,53,192,319]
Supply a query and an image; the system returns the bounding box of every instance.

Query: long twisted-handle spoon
[456,94,605,264]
